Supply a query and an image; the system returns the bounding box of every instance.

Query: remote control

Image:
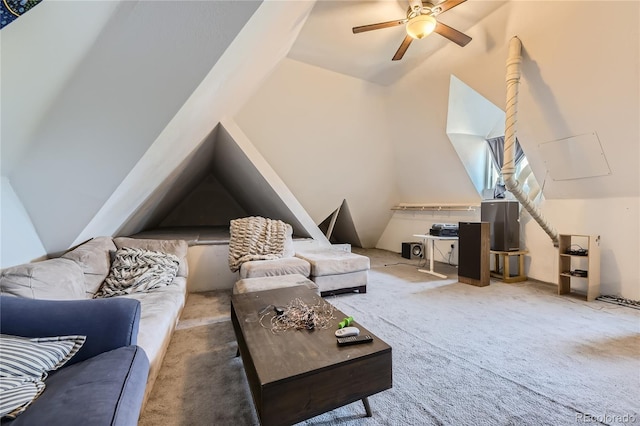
[337,335,373,346]
[335,326,360,337]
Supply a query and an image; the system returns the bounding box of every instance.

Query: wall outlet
[450,244,455,249]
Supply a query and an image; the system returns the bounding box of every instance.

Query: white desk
[413,234,459,279]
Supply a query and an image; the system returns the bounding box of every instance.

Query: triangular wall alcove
[318,199,362,248]
[118,119,329,246]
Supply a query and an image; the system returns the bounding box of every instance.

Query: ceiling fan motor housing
[407,2,441,19]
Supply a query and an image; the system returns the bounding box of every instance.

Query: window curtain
[486,136,524,198]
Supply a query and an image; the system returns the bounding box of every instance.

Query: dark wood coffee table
[231,285,392,426]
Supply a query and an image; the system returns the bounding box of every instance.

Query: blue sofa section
[0,296,149,425]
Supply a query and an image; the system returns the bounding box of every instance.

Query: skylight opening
[446,75,539,201]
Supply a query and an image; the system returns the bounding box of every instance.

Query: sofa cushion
[313,270,368,293]
[295,249,370,277]
[0,259,86,300]
[113,237,188,278]
[94,247,179,298]
[120,281,186,404]
[61,237,116,296]
[239,257,311,279]
[233,274,319,295]
[1,346,149,426]
[0,334,85,418]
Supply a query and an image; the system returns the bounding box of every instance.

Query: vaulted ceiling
[288,0,506,85]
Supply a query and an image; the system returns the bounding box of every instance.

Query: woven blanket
[228,217,289,272]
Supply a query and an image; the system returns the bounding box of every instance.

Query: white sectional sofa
[0,236,188,405]
[228,216,370,296]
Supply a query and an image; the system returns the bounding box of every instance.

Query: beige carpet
[139,248,640,425]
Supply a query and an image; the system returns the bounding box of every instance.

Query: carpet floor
[139,248,639,425]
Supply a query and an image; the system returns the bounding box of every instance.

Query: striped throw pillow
[0,376,44,418]
[0,334,85,418]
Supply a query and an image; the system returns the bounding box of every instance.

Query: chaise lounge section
[228,216,370,297]
[295,248,370,296]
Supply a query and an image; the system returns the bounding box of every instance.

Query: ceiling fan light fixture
[406,14,437,40]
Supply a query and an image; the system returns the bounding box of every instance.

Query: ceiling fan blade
[434,22,472,47]
[353,19,407,34]
[435,0,467,15]
[392,35,414,61]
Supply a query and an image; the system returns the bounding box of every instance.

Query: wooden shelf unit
[490,250,528,283]
[558,234,600,301]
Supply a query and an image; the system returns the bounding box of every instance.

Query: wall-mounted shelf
[391,204,479,212]
[558,234,600,301]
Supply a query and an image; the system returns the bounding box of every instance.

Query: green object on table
[338,316,354,329]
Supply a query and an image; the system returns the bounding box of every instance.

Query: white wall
[388,1,638,200]
[523,197,640,301]
[380,1,639,299]
[377,209,480,265]
[378,197,640,300]
[235,58,398,247]
[0,177,46,267]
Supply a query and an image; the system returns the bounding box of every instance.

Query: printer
[429,223,459,237]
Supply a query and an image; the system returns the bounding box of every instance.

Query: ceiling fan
[352,0,472,61]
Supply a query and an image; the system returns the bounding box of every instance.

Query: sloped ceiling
[288,0,638,201]
[2,1,327,255]
[2,0,264,252]
[383,1,639,203]
[72,1,319,249]
[288,0,506,85]
[1,0,120,174]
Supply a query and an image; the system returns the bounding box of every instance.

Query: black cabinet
[458,222,490,287]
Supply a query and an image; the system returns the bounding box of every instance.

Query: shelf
[557,234,600,302]
[559,273,587,279]
[391,204,478,212]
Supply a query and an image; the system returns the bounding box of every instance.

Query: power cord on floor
[597,295,640,310]
[383,261,424,267]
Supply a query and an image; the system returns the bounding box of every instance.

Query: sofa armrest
[0,295,141,367]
